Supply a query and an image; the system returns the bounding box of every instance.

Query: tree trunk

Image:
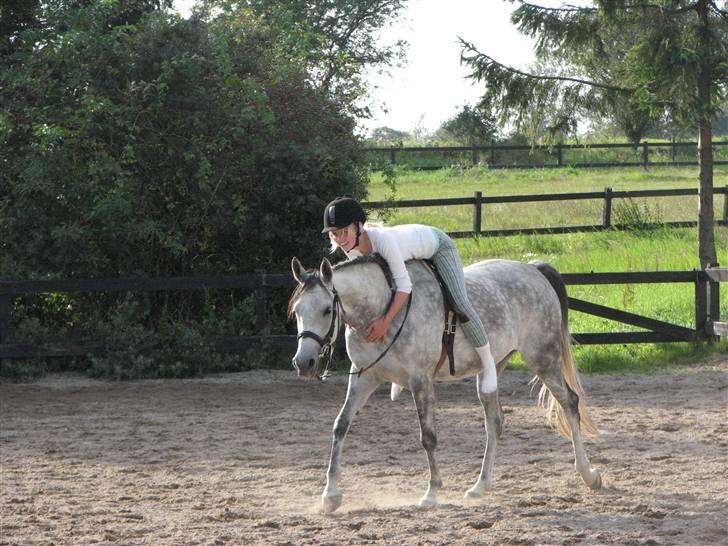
[696,0,717,269]
[697,116,716,269]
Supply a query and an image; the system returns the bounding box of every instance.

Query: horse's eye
[323,307,332,316]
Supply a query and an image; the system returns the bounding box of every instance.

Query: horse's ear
[320,258,333,286]
[291,257,309,285]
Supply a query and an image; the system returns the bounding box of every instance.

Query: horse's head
[288,257,341,380]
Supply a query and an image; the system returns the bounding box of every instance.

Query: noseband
[296,286,344,380]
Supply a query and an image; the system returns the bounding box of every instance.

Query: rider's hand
[366,316,390,343]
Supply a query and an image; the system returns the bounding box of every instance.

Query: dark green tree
[0,0,40,54]
[0,0,376,377]
[1,0,368,280]
[368,126,410,145]
[198,0,407,115]
[461,0,727,268]
[439,103,499,146]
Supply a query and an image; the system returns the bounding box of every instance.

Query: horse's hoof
[465,488,483,499]
[417,495,437,509]
[587,470,602,490]
[464,482,489,499]
[321,493,342,513]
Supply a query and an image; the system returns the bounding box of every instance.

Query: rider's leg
[475,344,497,393]
[430,231,497,395]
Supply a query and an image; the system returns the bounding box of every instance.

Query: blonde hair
[327,221,382,254]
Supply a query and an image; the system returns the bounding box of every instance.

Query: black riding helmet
[321,197,367,233]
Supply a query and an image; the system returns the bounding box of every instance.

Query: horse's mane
[287,254,395,318]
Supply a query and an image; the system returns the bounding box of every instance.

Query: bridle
[296,284,344,380]
[295,277,413,381]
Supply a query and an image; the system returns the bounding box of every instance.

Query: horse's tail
[531,261,599,438]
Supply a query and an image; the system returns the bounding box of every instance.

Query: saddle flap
[425,261,469,324]
[425,260,464,376]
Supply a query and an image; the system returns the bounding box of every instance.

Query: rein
[337,291,412,380]
[297,278,413,381]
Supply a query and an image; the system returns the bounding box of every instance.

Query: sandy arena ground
[1,358,727,545]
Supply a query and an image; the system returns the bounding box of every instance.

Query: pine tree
[461,0,727,268]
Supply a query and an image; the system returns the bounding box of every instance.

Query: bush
[0,3,367,378]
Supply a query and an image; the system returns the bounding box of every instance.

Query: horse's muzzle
[292,355,318,380]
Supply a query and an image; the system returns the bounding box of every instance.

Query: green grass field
[367,165,728,373]
[367,164,728,232]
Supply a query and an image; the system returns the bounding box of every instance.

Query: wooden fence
[563,268,725,344]
[0,274,293,359]
[364,186,728,238]
[364,140,728,170]
[0,267,724,360]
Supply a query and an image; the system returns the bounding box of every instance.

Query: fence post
[471,143,479,166]
[0,291,10,371]
[642,141,649,167]
[723,185,728,225]
[695,270,708,340]
[707,263,721,343]
[602,187,613,229]
[473,191,483,235]
[557,144,563,167]
[671,136,676,163]
[490,142,495,167]
[0,293,12,345]
[255,269,266,334]
[389,147,396,165]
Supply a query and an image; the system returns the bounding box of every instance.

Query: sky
[172,0,538,135]
[362,0,536,134]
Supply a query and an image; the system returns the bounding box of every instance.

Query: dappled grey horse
[288,255,601,513]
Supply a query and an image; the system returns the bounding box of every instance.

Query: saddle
[424,260,469,377]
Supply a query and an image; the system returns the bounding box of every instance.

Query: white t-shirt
[346,224,439,293]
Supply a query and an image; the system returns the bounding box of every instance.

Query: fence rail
[364,186,728,238]
[0,267,724,360]
[364,140,728,170]
[2,186,726,360]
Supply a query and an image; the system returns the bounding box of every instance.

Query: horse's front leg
[466,374,501,498]
[411,378,442,508]
[322,371,380,513]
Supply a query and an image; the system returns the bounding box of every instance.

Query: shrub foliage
[0,1,368,378]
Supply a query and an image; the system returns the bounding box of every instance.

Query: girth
[424,260,469,377]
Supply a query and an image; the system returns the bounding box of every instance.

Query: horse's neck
[333,263,392,329]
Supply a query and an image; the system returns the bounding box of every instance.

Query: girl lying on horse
[321,197,498,398]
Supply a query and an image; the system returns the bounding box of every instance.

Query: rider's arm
[367,291,409,342]
[366,230,412,342]
[383,290,410,324]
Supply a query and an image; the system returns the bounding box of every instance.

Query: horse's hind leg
[322,371,381,513]
[495,352,514,437]
[465,375,501,498]
[411,378,442,508]
[527,353,601,490]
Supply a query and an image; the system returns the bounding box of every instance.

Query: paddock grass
[366,165,728,373]
[367,165,728,232]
